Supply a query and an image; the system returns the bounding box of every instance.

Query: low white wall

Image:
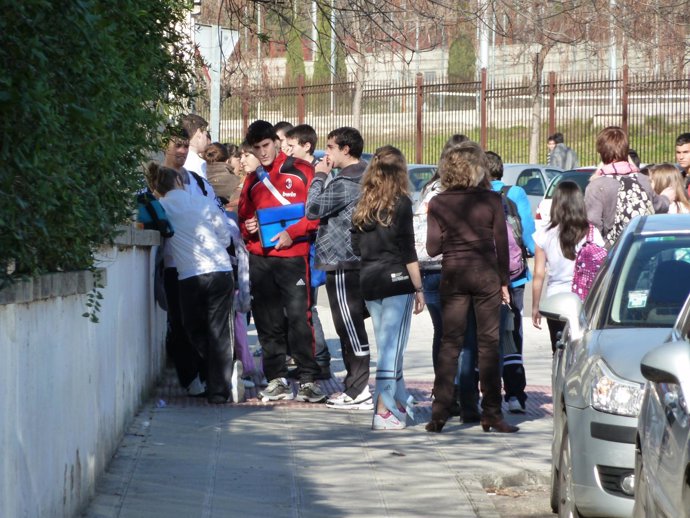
[0,229,167,518]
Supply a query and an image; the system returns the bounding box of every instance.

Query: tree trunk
[528,50,544,164]
[352,58,364,128]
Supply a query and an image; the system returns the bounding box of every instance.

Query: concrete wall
[0,227,167,518]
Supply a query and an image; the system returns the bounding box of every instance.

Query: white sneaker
[326,386,374,410]
[231,361,245,403]
[372,411,406,430]
[508,397,525,414]
[186,375,206,396]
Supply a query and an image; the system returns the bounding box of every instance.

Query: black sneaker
[295,382,327,403]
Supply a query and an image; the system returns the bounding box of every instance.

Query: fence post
[416,73,424,164]
[548,71,556,136]
[622,65,629,134]
[480,68,487,150]
[297,75,305,124]
[241,76,249,136]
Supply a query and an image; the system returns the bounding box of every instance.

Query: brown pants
[432,265,503,422]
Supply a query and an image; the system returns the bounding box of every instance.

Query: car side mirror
[539,292,584,340]
[640,340,690,385]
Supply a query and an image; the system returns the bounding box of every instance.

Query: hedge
[0,0,195,286]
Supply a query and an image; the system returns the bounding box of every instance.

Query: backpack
[605,174,653,245]
[136,191,174,237]
[572,225,608,301]
[189,169,230,212]
[500,186,527,280]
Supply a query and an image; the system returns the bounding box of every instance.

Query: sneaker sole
[295,395,327,403]
[372,423,406,430]
[326,398,374,410]
[260,393,295,402]
[231,361,245,403]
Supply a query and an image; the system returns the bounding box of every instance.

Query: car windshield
[607,235,690,327]
[544,169,562,182]
[545,172,594,198]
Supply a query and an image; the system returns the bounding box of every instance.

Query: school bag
[500,186,527,280]
[572,224,608,301]
[605,173,653,245]
[136,191,174,238]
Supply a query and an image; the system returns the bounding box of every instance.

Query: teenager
[237,120,325,403]
[306,126,372,410]
[352,145,425,430]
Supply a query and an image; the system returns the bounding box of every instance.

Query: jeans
[422,271,443,374]
[366,293,414,422]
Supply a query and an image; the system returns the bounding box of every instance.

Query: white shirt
[163,168,219,269]
[159,190,232,280]
[533,224,605,298]
[184,151,207,179]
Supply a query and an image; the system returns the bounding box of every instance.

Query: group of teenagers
[144,114,687,434]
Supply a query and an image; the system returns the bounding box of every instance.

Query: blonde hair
[650,163,690,212]
[352,145,409,229]
[439,141,490,190]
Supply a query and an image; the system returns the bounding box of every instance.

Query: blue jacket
[491,180,535,288]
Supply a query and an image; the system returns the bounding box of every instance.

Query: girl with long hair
[425,141,516,434]
[532,181,605,353]
[352,145,425,430]
[650,163,690,214]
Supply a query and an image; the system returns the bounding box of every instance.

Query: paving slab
[83,285,554,517]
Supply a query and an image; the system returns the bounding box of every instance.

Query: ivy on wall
[0,0,195,286]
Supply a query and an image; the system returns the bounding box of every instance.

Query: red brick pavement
[155,370,552,417]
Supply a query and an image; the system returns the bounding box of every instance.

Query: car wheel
[632,446,647,518]
[682,476,690,518]
[550,460,559,513]
[558,424,581,518]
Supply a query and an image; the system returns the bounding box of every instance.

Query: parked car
[502,164,563,216]
[408,164,438,204]
[535,167,597,229]
[634,293,690,518]
[539,214,690,518]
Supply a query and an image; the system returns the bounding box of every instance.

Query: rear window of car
[607,236,690,327]
[545,172,594,198]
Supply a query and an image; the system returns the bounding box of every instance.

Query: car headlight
[590,359,645,417]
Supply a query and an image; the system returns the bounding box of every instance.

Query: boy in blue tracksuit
[487,151,535,413]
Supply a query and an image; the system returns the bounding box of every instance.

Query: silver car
[634,294,690,517]
[502,163,563,216]
[540,214,690,517]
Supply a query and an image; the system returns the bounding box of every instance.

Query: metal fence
[200,67,689,166]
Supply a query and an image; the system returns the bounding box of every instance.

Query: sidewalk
[84,288,554,518]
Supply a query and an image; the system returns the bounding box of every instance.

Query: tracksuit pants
[325,269,370,398]
[249,254,320,383]
[163,267,202,388]
[177,271,234,400]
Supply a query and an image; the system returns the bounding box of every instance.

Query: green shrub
[0,0,194,286]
